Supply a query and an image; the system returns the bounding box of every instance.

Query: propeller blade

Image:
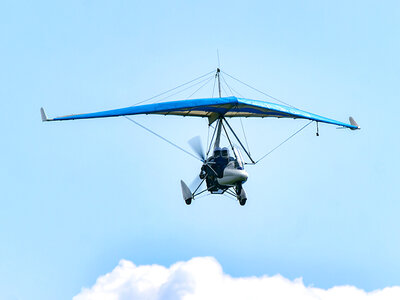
[190,174,205,192]
[188,136,206,161]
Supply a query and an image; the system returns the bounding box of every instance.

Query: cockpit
[210,146,244,172]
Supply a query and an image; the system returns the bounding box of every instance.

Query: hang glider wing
[41,96,359,130]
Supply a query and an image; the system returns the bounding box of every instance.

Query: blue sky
[1,1,400,299]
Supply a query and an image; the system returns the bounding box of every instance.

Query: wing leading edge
[41,96,359,130]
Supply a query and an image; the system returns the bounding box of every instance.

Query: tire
[237,186,247,206]
[185,198,192,205]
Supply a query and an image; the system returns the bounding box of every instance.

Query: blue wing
[41,96,359,130]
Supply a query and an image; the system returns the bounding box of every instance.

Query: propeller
[187,136,207,193]
[188,136,206,162]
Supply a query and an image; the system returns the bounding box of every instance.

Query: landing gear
[235,184,247,206]
[181,180,193,206]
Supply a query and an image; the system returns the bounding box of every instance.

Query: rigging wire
[153,75,214,103]
[223,117,255,164]
[124,116,201,162]
[253,120,313,164]
[194,193,211,200]
[222,191,237,201]
[187,76,214,99]
[132,70,214,106]
[206,124,210,152]
[225,189,238,198]
[211,75,217,98]
[221,83,229,97]
[221,71,313,165]
[222,71,298,109]
[221,73,234,96]
[221,121,236,152]
[239,118,251,156]
[221,74,244,98]
[220,73,251,154]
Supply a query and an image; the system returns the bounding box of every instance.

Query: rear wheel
[239,198,247,206]
[185,198,192,205]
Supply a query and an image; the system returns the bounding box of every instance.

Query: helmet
[213,147,222,158]
[221,147,229,158]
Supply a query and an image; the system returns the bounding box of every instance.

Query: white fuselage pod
[217,162,248,186]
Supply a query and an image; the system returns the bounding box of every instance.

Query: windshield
[233,147,244,170]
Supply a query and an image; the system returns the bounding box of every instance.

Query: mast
[210,68,223,152]
[210,68,223,151]
[216,68,222,98]
[213,119,223,149]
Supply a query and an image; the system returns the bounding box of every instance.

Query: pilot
[221,147,231,166]
[200,147,230,184]
[221,147,230,161]
[214,147,229,178]
[213,147,222,159]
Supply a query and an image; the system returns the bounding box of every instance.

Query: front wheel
[236,185,247,206]
[185,198,192,205]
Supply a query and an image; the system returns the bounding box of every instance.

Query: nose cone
[217,169,249,186]
[235,169,248,182]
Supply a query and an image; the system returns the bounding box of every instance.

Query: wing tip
[40,107,48,122]
[349,116,360,130]
[40,107,55,122]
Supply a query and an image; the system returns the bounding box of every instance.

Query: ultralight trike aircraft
[41,68,359,206]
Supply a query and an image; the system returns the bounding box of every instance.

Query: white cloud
[73,257,400,300]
